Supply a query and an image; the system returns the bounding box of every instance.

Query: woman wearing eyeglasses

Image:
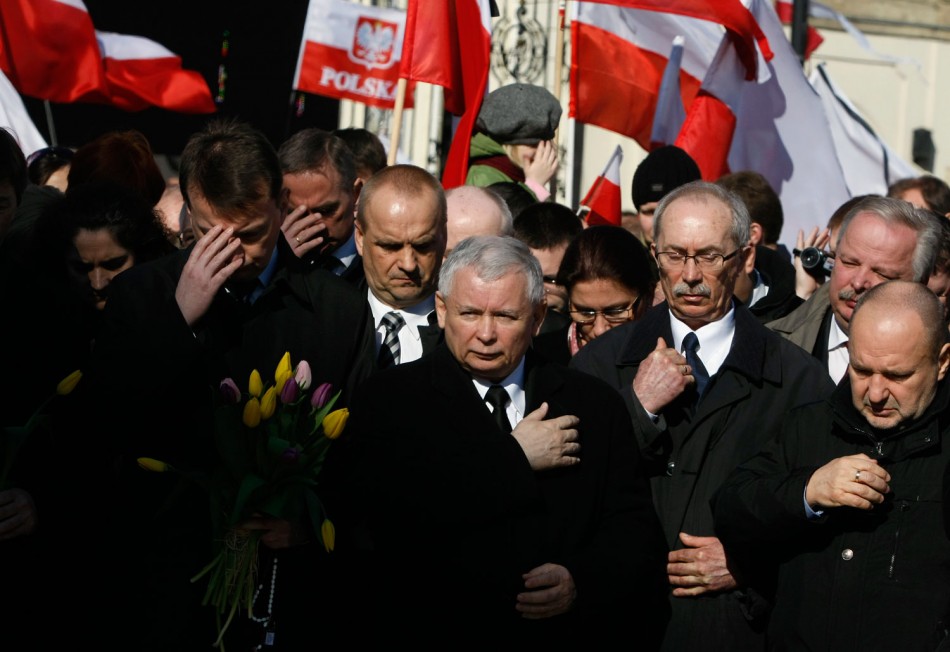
[534,225,657,363]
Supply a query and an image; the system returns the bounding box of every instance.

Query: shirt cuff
[803,487,824,519]
[525,178,551,202]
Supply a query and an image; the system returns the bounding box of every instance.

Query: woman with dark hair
[26,145,73,192]
[534,225,656,363]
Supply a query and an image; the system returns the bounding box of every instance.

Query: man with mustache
[355,164,447,369]
[571,180,833,651]
[768,195,941,382]
[713,280,950,649]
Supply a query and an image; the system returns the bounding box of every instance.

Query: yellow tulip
[248,369,263,398]
[137,457,168,473]
[321,518,336,552]
[56,369,83,395]
[322,408,349,440]
[243,397,262,428]
[260,386,278,420]
[274,352,292,384]
[275,370,293,397]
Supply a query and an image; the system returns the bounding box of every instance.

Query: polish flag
[580,145,623,227]
[0,0,106,103]
[0,69,48,155]
[774,0,824,59]
[648,35,687,150]
[97,32,215,113]
[399,0,492,189]
[293,0,411,110]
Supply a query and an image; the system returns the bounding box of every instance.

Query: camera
[795,246,834,279]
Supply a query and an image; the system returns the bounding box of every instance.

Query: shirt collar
[829,315,848,350]
[245,246,279,304]
[367,291,436,341]
[472,357,527,418]
[669,304,736,376]
[332,230,358,268]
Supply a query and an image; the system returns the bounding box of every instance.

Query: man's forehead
[658,197,733,242]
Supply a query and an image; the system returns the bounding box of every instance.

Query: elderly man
[571,180,833,651]
[343,235,670,645]
[356,164,447,368]
[444,184,513,259]
[768,195,941,382]
[278,128,364,284]
[713,281,950,649]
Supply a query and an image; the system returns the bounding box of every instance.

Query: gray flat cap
[476,83,562,145]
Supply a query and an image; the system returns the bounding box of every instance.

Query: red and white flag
[0,69,47,155]
[774,0,823,59]
[97,32,215,113]
[648,35,687,150]
[0,0,214,113]
[0,0,106,103]
[398,0,492,189]
[293,0,411,110]
[580,144,623,227]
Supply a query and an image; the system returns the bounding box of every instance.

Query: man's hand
[516,562,576,619]
[667,533,738,597]
[175,225,244,326]
[281,205,327,259]
[511,402,580,471]
[793,226,831,301]
[805,453,891,511]
[238,515,308,550]
[633,337,693,414]
[0,488,38,541]
[523,140,559,188]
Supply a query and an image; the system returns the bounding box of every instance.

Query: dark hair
[279,128,358,191]
[332,127,387,178]
[67,130,165,206]
[716,170,783,245]
[0,128,28,204]
[888,175,950,215]
[27,146,74,186]
[36,181,175,269]
[512,202,584,250]
[179,118,283,216]
[487,181,538,220]
[357,164,446,227]
[556,225,656,302]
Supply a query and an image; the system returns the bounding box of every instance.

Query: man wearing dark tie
[571,180,834,651]
[767,195,941,382]
[341,235,670,645]
[355,164,447,369]
[278,128,365,285]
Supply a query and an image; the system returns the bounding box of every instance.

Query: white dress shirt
[827,317,849,384]
[670,306,737,377]
[472,358,527,428]
[367,292,436,365]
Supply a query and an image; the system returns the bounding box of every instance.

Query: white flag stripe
[96,31,176,61]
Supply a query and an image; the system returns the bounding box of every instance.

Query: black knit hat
[631,145,702,210]
[476,83,562,145]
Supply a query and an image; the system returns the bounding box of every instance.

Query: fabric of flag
[774,0,824,59]
[0,69,47,155]
[580,144,623,227]
[293,0,411,110]
[398,0,492,189]
[0,0,214,113]
[649,36,687,150]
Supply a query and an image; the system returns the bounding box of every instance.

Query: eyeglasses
[570,295,643,325]
[654,249,741,272]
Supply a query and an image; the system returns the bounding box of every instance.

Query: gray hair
[439,235,544,305]
[851,280,948,356]
[653,180,752,249]
[837,195,941,283]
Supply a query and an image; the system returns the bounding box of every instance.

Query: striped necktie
[377,311,406,369]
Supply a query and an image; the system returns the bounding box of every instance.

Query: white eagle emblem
[350,17,397,70]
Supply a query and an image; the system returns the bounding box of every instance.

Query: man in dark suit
[571,181,834,651]
[278,127,365,285]
[355,164,446,368]
[82,118,375,650]
[343,235,670,645]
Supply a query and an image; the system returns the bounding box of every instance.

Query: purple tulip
[280,376,299,404]
[310,382,333,409]
[279,447,300,464]
[219,378,241,404]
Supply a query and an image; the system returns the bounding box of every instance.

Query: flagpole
[43,100,57,146]
[388,78,408,166]
[550,0,568,199]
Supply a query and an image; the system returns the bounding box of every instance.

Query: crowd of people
[3,80,950,651]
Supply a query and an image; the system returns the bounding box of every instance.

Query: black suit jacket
[340,345,670,645]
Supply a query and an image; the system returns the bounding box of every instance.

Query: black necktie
[485,385,513,433]
[377,311,405,369]
[683,332,710,402]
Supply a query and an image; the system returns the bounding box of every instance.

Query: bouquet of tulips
[138,352,348,648]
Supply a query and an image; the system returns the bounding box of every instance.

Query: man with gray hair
[571,180,833,651]
[344,235,669,645]
[714,280,950,649]
[768,195,941,382]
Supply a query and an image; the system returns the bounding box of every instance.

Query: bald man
[444,185,513,260]
[714,280,950,650]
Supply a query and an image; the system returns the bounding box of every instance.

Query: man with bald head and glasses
[571,180,833,651]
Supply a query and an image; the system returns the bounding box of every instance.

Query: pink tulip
[219,378,241,404]
[310,382,333,409]
[294,361,312,391]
